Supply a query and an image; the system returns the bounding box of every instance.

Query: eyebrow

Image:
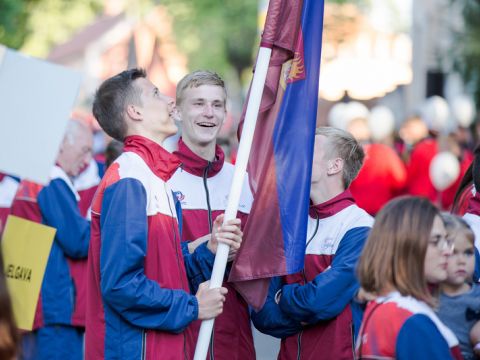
[191,98,224,103]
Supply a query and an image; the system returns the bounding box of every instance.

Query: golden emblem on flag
[288,51,305,83]
[279,31,306,90]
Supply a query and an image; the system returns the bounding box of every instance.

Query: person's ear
[126,104,142,121]
[220,103,227,125]
[327,158,343,175]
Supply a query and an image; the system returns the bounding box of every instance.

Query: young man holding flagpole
[252,127,373,360]
[193,1,326,357]
[168,70,255,359]
[85,68,243,359]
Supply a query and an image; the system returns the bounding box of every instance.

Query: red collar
[310,190,356,219]
[174,138,224,178]
[123,135,181,181]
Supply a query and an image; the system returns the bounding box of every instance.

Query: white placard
[0,45,82,184]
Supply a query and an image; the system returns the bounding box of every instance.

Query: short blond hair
[176,70,226,106]
[315,126,365,188]
[442,213,474,246]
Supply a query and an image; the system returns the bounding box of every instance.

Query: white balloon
[452,95,475,128]
[328,101,370,130]
[368,106,395,141]
[429,151,460,191]
[328,103,348,129]
[345,102,369,124]
[421,96,450,132]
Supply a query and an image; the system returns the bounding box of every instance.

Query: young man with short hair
[86,69,242,359]
[169,70,255,359]
[252,127,373,360]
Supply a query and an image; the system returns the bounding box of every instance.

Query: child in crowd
[437,214,480,360]
[355,197,461,359]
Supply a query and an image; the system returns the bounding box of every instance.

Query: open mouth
[197,122,217,128]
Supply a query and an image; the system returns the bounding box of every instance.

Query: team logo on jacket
[174,191,185,202]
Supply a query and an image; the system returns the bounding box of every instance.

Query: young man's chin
[196,132,219,144]
[162,123,178,137]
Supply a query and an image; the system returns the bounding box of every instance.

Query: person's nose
[202,104,214,117]
[457,254,467,264]
[167,99,180,121]
[442,246,453,257]
[84,151,92,166]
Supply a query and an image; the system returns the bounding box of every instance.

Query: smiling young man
[10,120,93,360]
[86,68,243,359]
[168,71,255,359]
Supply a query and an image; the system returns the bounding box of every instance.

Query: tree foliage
[455,0,480,109]
[21,0,103,57]
[0,0,40,49]
[158,0,258,80]
[0,0,102,56]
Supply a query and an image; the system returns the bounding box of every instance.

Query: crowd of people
[0,68,479,360]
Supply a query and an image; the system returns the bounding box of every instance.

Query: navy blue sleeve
[183,242,215,293]
[251,277,303,338]
[37,178,90,259]
[181,241,189,256]
[100,178,198,333]
[396,314,455,360]
[279,227,369,323]
[474,247,480,282]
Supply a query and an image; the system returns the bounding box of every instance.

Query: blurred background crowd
[2,0,479,214]
[2,0,480,359]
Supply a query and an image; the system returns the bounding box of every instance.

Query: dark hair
[452,145,480,213]
[105,140,124,169]
[92,68,146,141]
[0,251,18,359]
[357,196,440,306]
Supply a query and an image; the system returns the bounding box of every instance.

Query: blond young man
[252,127,373,360]
[168,71,255,359]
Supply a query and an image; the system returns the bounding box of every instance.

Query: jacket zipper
[184,332,188,360]
[141,330,146,360]
[296,268,308,360]
[350,322,355,358]
[203,162,213,232]
[164,183,188,358]
[203,163,216,360]
[296,330,303,360]
[295,214,319,360]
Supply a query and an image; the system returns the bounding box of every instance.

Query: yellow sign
[2,215,55,330]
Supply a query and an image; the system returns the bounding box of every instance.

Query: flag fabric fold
[229,0,325,310]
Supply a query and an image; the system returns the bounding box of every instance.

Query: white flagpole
[193,46,272,360]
